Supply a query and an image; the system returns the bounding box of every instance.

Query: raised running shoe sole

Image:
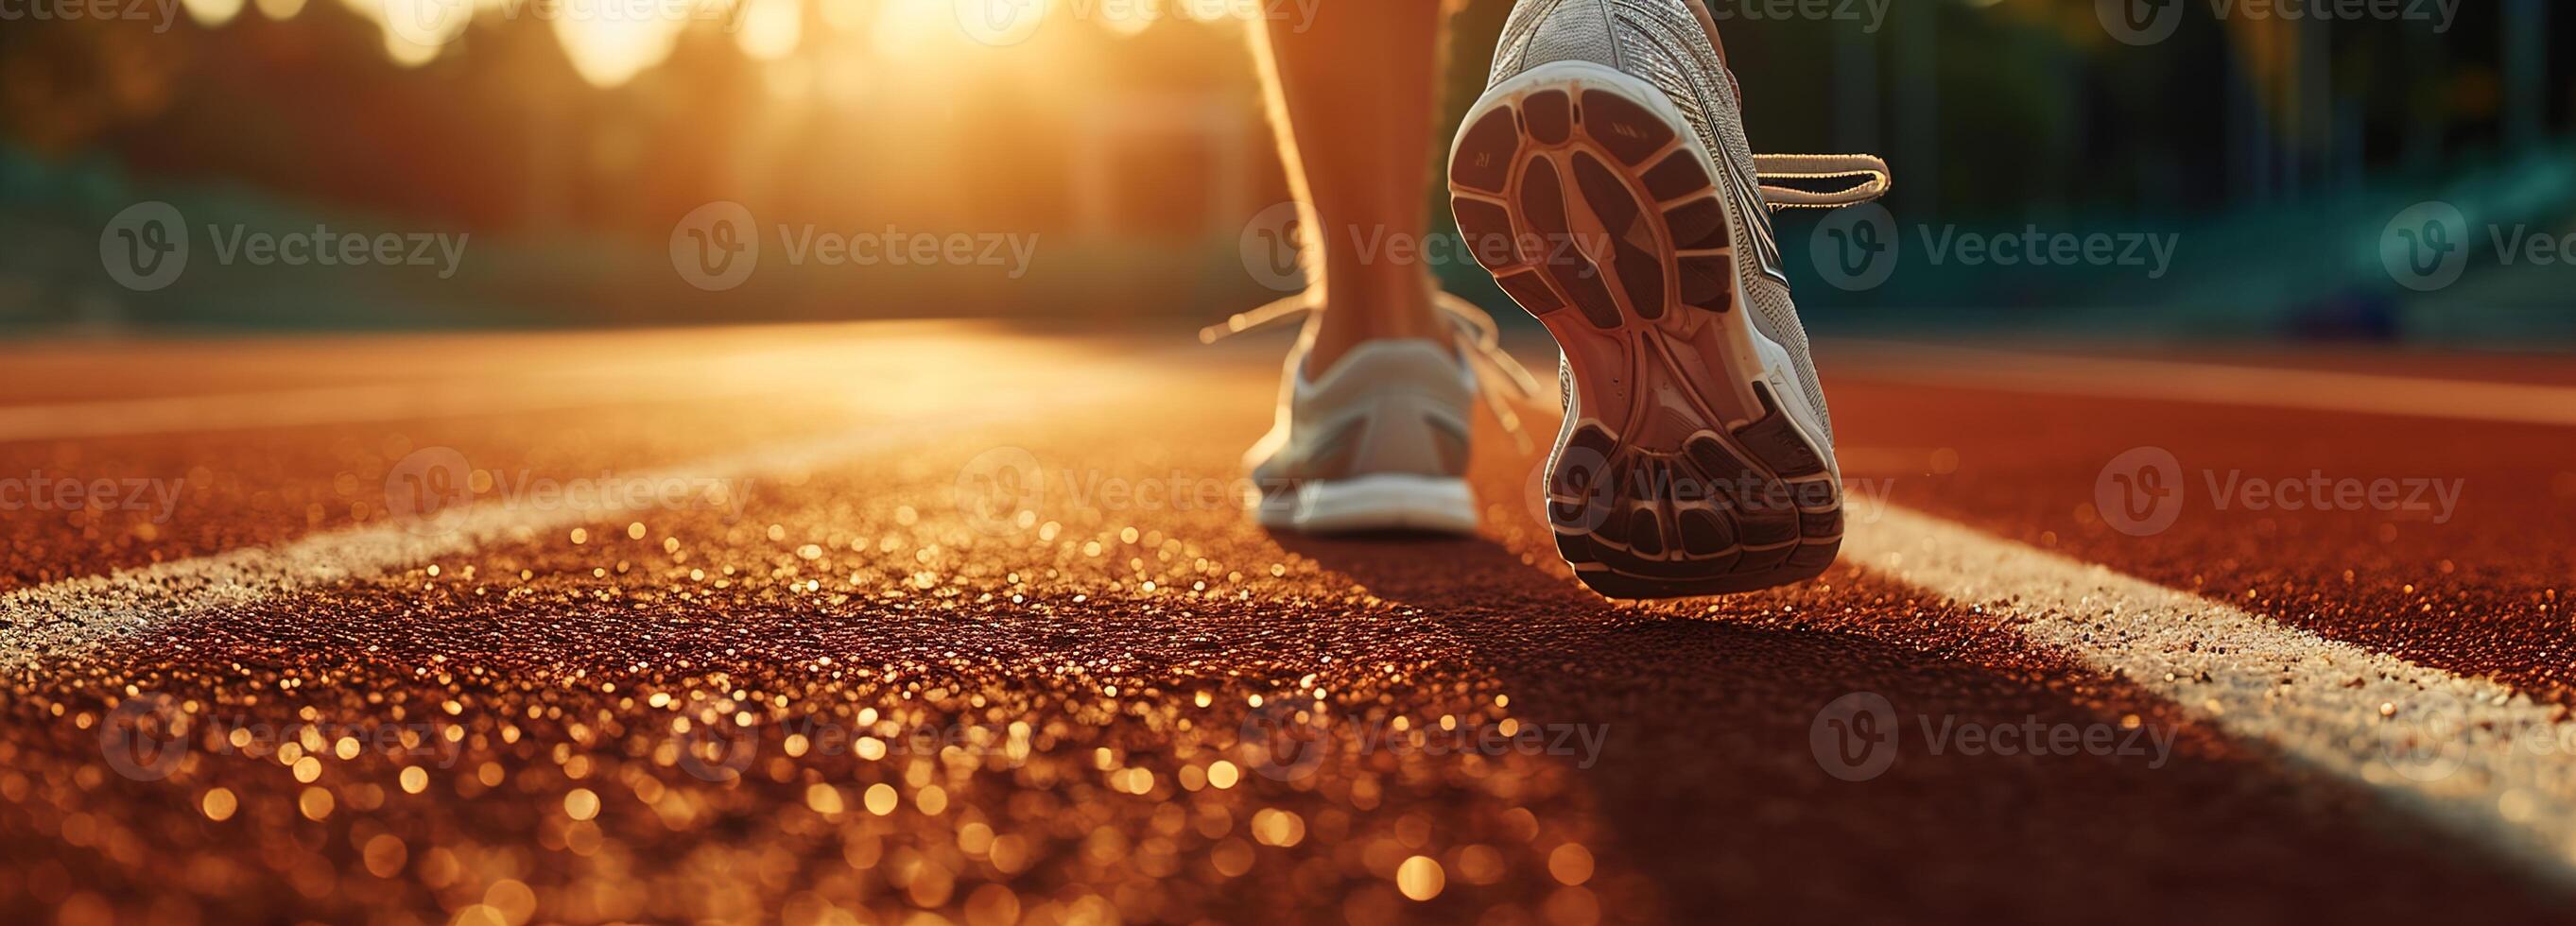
[1447,61,1842,599]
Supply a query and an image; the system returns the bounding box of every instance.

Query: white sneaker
[1208,295,1544,535]
[1244,337,1479,534]
[1449,0,1892,596]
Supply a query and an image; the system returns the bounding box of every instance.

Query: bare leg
[1249,3,1450,373]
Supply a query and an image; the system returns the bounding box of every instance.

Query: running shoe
[1448,0,1892,597]
[1207,294,1543,535]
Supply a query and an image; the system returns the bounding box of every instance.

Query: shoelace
[1753,153,1893,209]
[1198,291,1547,451]
[1198,156,1888,448]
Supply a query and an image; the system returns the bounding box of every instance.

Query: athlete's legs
[1249,2,1451,372]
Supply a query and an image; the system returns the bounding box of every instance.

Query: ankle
[1301,278,1447,373]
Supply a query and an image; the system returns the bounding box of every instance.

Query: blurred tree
[0,20,188,157]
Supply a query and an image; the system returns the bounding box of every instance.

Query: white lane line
[0,360,1149,665]
[1832,342,2576,427]
[0,413,961,664]
[1848,505,2576,886]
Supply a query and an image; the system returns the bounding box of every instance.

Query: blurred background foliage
[1,0,2568,341]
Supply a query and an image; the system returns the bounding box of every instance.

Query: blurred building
[0,0,2567,338]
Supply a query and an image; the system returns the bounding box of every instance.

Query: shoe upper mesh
[1611,0,1833,447]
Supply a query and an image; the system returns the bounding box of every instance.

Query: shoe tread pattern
[1450,75,1840,599]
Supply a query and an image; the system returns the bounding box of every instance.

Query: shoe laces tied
[1754,153,1893,209]
[1199,291,1547,451]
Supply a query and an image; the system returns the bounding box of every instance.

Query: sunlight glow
[383,30,443,68]
[317,0,1130,89]
[818,52,868,103]
[819,0,868,32]
[873,0,977,60]
[763,57,814,100]
[736,0,804,61]
[181,0,247,26]
[1173,0,1238,22]
[378,0,472,49]
[1097,0,1152,37]
[960,0,1052,45]
[554,15,692,88]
